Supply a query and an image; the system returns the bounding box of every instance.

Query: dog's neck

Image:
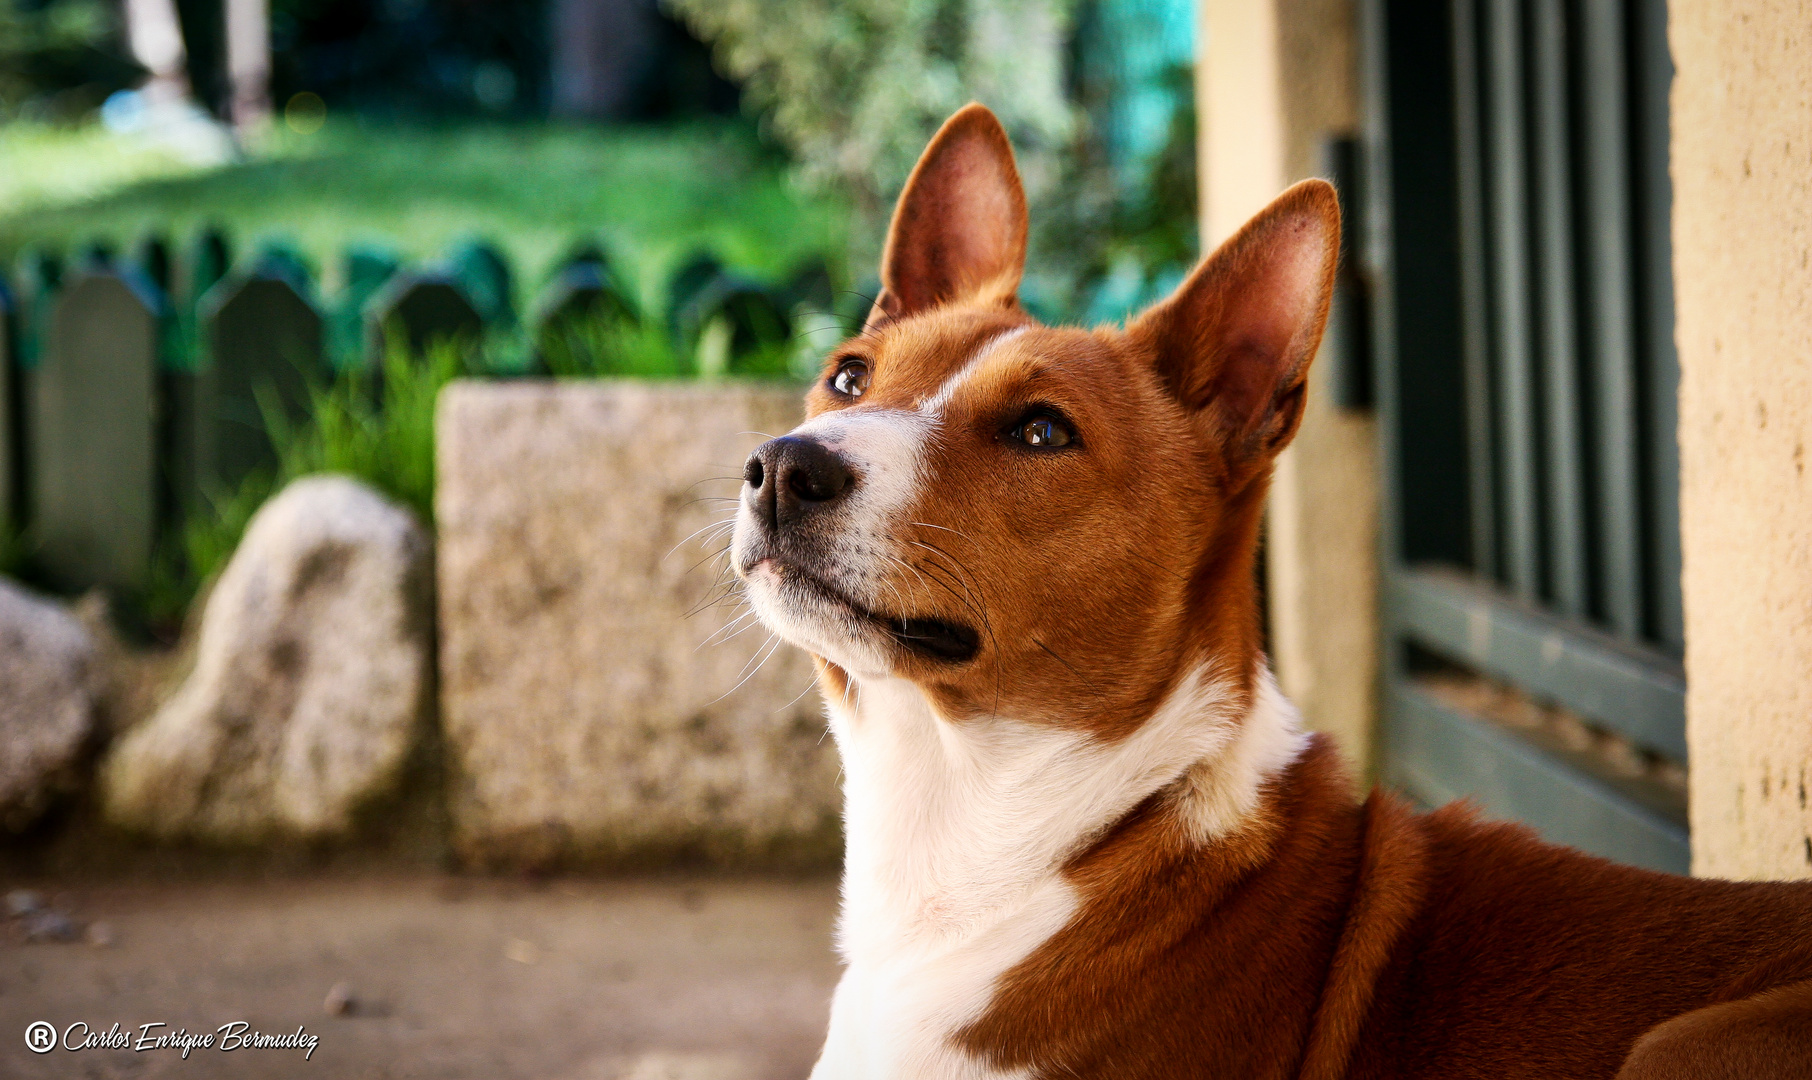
[823,659,1309,964]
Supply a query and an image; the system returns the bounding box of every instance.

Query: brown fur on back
[958,737,1812,1079]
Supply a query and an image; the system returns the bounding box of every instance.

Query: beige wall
[1199,0,1379,777]
[1671,0,1812,881]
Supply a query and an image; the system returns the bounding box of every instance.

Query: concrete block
[435,380,837,869]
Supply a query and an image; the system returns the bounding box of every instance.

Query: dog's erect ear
[1129,179,1341,463]
[866,103,1028,330]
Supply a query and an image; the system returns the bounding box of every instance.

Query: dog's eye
[1013,413,1074,448]
[831,359,871,398]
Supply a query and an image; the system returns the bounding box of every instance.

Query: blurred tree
[662,0,1077,223]
[1064,0,1198,323]
[0,0,139,118]
[664,0,1197,324]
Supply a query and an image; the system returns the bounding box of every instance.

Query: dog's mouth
[883,616,982,663]
[762,560,981,664]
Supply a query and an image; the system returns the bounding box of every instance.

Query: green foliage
[541,316,688,379]
[664,0,1077,223]
[663,0,1200,322]
[1109,63,1200,271]
[0,0,118,117]
[145,339,463,623]
[539,309,806,382]
[292,340,458,523]
[0,0,111,64]
[1053,58,1200,324]
[4,119,847,626]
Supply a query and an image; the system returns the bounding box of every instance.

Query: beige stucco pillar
[1671,1,1812,881]
[1199,0,1379,778]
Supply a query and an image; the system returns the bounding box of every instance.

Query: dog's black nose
[746,436,856,530]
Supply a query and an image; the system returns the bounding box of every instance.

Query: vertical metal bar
[1629,0,1682,650]
[1360,0,1408,795]
[1452,0,1497,580]
[1361,0,1400,572]
[1320,137,1373,411]
[1529,0,1587,615]
[1483,0,1541,601]
[1578,0,1644,639]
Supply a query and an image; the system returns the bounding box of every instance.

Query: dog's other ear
[1129,179,1340,464]
[866,103,1028,330]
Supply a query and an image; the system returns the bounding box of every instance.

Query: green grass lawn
[0,119,852,315]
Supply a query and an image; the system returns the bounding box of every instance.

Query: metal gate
[1357,0,1688,871]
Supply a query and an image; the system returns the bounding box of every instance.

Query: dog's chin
[740,560,981,677]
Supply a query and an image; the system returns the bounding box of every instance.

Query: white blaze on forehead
[917,327,1028,418]
[783,324,1027,517]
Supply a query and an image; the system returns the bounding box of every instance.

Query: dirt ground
[0,874,842,1080]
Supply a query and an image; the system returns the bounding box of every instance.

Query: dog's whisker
[882,554,943,611]
[665,514,740,560]
[910,520,983,548]
[891,552,988,630]
[776,674,822,715]
[873,563,914,625]
[684,573,747,619]
[682,475,747,495]
[905,544,982,606]
[686,522,739,554]
[913,554,998,657]
[706,617,764,650]
[685,585,748,621]
[1032,637,1104,697]
[706,632,785,707]
[681,539,737,580]
[896,536,1003,716]
[906,540,992,623]
[698,606,761,650]
[724,628,777,686]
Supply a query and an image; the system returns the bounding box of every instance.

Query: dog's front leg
[810,965,878,1079]
[811,961,1030,1080]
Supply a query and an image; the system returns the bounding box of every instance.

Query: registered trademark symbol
[25,1021,56,1053]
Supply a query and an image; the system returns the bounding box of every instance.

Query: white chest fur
[809,666,1308,1079]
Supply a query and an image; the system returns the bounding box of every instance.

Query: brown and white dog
[729,104,1812,1079]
